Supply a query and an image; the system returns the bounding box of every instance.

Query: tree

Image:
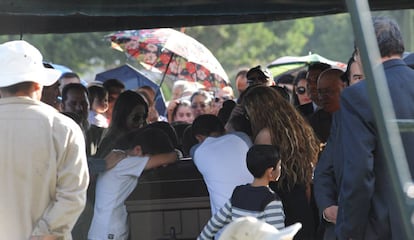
[1,10,411,84]
[304,13,354,63]
[0,32,124,75]
[186,18,314,81]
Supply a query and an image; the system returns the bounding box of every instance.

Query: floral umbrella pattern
[107,29,229,89]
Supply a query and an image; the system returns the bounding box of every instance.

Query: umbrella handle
[155,51,175,102]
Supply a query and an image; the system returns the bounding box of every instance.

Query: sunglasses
[296,86,306,95]
[214,96,231,103]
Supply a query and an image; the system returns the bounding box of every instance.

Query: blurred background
[1,9,412,99]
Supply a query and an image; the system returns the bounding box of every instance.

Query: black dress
[270,179,319,240]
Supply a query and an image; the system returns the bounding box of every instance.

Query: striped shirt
[198,184,285,240]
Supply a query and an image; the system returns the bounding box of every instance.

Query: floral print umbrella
[107,28,229,89]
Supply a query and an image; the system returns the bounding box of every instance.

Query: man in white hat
[219,217,302,240]
[0,40,89,240]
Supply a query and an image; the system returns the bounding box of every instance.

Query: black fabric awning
[0,0,413,34]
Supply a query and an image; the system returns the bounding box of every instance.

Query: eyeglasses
[296,86,306,95]
[191,103,207,109]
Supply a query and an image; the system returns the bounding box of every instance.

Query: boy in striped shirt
[198,145,285,240]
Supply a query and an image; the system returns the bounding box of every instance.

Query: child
[87,84,109,128]
[88,127,178,240]
[198,144,285,240]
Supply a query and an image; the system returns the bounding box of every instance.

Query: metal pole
[345,0,414,238]
[154,51,174,106]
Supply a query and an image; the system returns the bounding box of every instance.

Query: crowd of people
[1,16,414,240]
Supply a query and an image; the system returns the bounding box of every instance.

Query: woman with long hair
[241,85,320,240]
[95,90,148,158]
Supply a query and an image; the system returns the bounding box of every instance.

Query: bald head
[317,69,345,113]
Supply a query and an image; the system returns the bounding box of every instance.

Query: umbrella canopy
[95,64,166,115]
[107,28,229,90]
[267,53,347,78]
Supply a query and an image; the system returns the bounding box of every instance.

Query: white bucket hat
[218,216,302,240]
[0,40,61,87]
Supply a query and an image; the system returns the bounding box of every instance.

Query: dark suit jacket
[336,59,414,240]
[297,102,315,118]
[313,112,341,240]
[314,112,340,213]
[308,109,332,143]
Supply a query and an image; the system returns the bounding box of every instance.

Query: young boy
[198,144,285,240]
[88,127,177,240]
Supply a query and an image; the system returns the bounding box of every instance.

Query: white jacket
[0,97,89,239]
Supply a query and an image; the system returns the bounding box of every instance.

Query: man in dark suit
[297,62,330,118]
[308,68,345,143]
[336,17,414,240]
[313,49,365,240]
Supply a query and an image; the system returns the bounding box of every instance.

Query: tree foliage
[1,10,412,85]
[186,19,314,78]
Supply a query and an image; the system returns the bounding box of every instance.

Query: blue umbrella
[95,63,166,115]
[44,62,88,86]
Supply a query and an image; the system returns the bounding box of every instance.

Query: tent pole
[345,0,414,238]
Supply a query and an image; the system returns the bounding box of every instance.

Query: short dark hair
[62,83,88,103]
[217,99,236,125]
[308,62,330,72]
[59,72,80,81]
[182,125,198,157]
[342,54,357,85]
[226,114,252,137]
[115,127,174,154]
[103,78,125,94]
[246,145,280,178]
[146,121,178,148]
[192,114,224,137]
[87,85,107,109]
[246,65,272,85]
[275,74,294,85]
